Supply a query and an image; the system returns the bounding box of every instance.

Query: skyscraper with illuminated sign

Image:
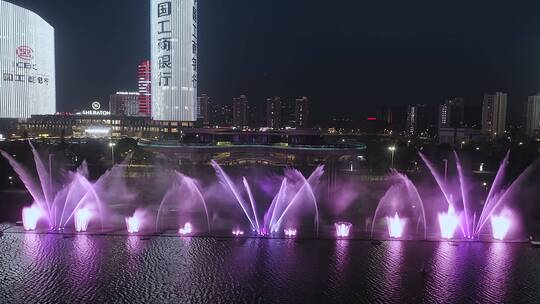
[150,0,197,122]
[0,0,56,119]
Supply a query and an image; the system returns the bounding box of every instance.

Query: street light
[109,142,116,165]
[388,146,396,169]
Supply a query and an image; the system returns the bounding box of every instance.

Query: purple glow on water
[125,215,142,234]
[335,222,352,238]
[232,229,244,236]
[438,205,460,239]
[179,222,193,235]
[386,213,405,238]
[74,207,92,232]
[491,215,511,240]
[284,228,297,237]
[22,204,44,231]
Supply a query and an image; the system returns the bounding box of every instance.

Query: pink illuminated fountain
[22,204,44,231]
[179,223,193,235]
[155,172,210,234]
[126,210,145,234]
[232,229,244,236]
[335,222,352,238]
[212,161,323,237]
[371,171,425,240]
[74,207,92,232]
[1,142,135,232]
[386,213,405,238]
[491,215,511,240]
[438,205,460,239]
[421,151,540,241]
[284,228,297,237]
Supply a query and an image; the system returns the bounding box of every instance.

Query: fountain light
[284,228,297,237]
[491,215,511,240]
[438,205,460,239]
[22,204,44,231]
[125,215,141,234]
[335,222,352,238]
[232,229,244,236]
[74,207,92,232]
[179,222,193,235]
[386,213,405,238]
[258,228,269,237]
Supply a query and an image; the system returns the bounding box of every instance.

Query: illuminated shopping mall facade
[0,0,56,119]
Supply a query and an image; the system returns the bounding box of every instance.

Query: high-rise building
[266,96,282,129]
[281,99,296,128]
[439,97,465,129]
[210,103,233,127]
[150,0,197,122]
[232,95,249,127]
[482,92,507,136]
[138,60,152,117]
[197,94,210,126]
[109,92,140,116]
[248,102,264,129]
[526,95,540,138]
[406,104,430,136]
[295,96,310,128]
[0,0,56,119]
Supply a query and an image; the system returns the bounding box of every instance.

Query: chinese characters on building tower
[151,0,197,121]
[156,1,172,86]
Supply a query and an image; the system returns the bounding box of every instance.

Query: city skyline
[4,0,540,124]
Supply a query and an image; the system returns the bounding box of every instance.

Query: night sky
[6,0,540,124]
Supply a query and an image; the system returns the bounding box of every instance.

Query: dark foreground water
[1,228,539,303]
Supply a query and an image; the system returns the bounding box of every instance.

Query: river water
[0,227,539,304]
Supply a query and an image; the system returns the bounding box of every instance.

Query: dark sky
[6,0,540,123]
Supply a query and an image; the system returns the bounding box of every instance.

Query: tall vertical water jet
[386,213,405,238]
[454,152,471,238]
[178,222,193,235]
[22,204,44,231]
[335,222,352,238]
[74,207,92,232]
[491,215,511,240]
[438,205,460,239]
[126,213,143,234]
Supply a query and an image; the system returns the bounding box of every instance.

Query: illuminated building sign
[0,1,56,119]
[151,0,197,121]
[76,101,110,116]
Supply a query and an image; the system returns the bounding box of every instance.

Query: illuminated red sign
[367,117,377,121]
[16,46,34,61]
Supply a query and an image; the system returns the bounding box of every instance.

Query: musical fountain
[2,143,539,243]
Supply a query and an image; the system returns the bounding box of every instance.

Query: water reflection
[23,233,40,263]
[480,242,512,302]
[429,242,460,303]
[333,240,349,279]
[71,235,98,292]
[127,235,145,254]
[382,241,403,299]
[327,239,350,301]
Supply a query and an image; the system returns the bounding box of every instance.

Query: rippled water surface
[0,229,539,304]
